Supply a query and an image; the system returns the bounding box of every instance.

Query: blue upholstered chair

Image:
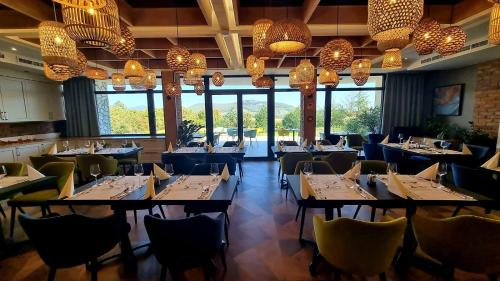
[363,143,384,160]
[368,134,386,144]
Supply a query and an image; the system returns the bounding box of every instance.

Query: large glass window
[275,92,301,143]
[96,93,150,135]
[316,91,326,139]
[154,93,165,134]
[212,94,238,145]
[181,93,206,137]
[243,94,267,157]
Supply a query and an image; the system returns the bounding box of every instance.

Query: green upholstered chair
[294,160,335,175]
[9,162,75,238]
[76,155,118,183]
[1,162,25,176]
[412,214,500,281]
[311,216,407,280]
[360,160,388,175]
[280,152,312,187]
[117,143,142,173]
[319,152,358,174]
[30,155,75,170]
[346,134,366,151]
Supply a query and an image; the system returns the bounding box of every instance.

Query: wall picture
[433,84,464,116]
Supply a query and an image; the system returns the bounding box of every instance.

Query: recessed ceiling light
[11,47,17,51]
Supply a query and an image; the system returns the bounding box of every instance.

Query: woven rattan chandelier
[52,0,106,9]
[300,83,316,96]
[265,18,311,55]
[382,49,403,69]
[368,0,424,41]
[44,63,71,81]
[39,21,77,75]
[165,81,182,97]
[183,69,202,86]
[413,18,442,55]
[253,18,274,60]
[143,69,157,90]
[246,55,265,76]
[212,72,224,87]
[85,66,108,80]
[189,53,207,76]
[297,58,315,84]
[320,39,354,72]
[62,0,120,47]
[288,67,300,88]
[123,59,145,78]
[69,49,87,77]
[489,4,500,45]
[318,69,339,87]
[350,59,371,86]
[254,76,274,88]
[194,82,204,95]
[111,72,125,91]
[377,35,409,52]
[166,46,190,73]
[251,74,262,86]
[109,25,135,59]
[130,76,146,90]
[436,26,467,56]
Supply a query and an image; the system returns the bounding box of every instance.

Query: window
[275,91,301,143]
[181,93,206,136]
[154,93,165,134]
[96,93,150,135]
[316,91,326,139]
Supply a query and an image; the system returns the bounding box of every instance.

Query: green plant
[177,120,203,144]
[422,118,495,146]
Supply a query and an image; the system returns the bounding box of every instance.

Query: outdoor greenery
[177,120,203,144]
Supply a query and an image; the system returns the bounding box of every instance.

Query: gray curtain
[62,77,100,137]
[381,73,427,135]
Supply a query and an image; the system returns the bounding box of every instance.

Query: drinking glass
[387,162,398,174]
[85,140,91,148]
[438,162,448,185]
[176,139,182,148]
[89,164,101,186]
[303,162,313,176]
[398,133,404,145]
[0,165,7,180]
[63,140,69,151]
[134,164,144,186]
[164,164,174,177]
[440,140,449,153]
[122,139,128,148]
[210,163,219,179]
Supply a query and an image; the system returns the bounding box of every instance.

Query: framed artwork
[433,84,464,116]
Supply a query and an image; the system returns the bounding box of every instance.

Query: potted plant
[177,120,203,146]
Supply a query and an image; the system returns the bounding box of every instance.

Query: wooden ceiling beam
[215,33,233,68]
[277,55,286,68]
[0,10,39,28]
[117,0,134,26]
[303,0,320,23]
[0,0,52,22]
[197,0,215,26]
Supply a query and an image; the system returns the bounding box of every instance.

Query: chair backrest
[19,213,125,268]
[382,147,405,163]
[451,163,498,199]
[325,134,341,146]
[161,153,196,175]
[412,214,500,274]
[75,155,118,182]
[190,163,228,175]
[313,216,407,276]
[362,143,384,160]
[322,152,358,174]
[360,160,387,174]
[465,144,492,163]
[280,152,313,175]
[0,162,25,176]
[187,141,204,147]
[294,161,336,175]
[30,155,75,170]
[316,139,332,145]
[346,134,365,147]
[244,129,257,138]
[282,141,299,146]
[206,154,237,175]
[368,134,385,144]
[144,214,224,269]
[39,162,75,190]
[222,141,237,147]
[227,128,238,136]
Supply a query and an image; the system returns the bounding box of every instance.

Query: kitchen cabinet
[0,77,28,122]
[15,144,40,164]
[0,148,16,163]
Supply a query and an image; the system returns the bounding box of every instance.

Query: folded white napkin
[167,142,174,153]
[207,143,214,153]
[95,141,103,150]
[27,165,45,180]
[462,144,472,155]
[402,139,411,150]
[300,172,315,199]
[344,162,361,181]
[131,140,138,148]
[58,172,74,199]
[336,137,344,147]
[381,136,389,144]
[387,171,409,199]
[47,144,57,155]
[302,139,308,148]
[153,163,170,180]
[144,172,156,199]
[277,143,283,152]
[316,142,323,151]
[416,163,438,180]
[88,143,95,154]
[481,152,499,169]
[239,140,245,149]
[221,164,230,181]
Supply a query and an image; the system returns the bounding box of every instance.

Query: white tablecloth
[306,175,376,200]
[70,176,148,200]
[154,175,222,200]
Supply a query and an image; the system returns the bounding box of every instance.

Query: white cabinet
[0,148,16,163]
[15,145,40,164]
[0,142,55,164]
[0,77,28,122]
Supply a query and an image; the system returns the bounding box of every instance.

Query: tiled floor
[0,161,495,281]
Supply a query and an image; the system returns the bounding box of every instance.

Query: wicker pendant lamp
[194,82,204,95]
[288,67,300,88]
[69,49,87,77]
[300,83,316,96]
[320,39,354,72]
[436,26,467,56]
[368,0,424,41]
[318,69,339,87]
[123,59,145,78]
[254,76,274,88]
[143,69,157,90]
[212,72,224,87]
[111,72,125,91]
[253,18,274,60]
[488,0,500,3]
[189,53,207,76]
[52,0,106,9]
[165,81,182,97]
[377,35,410,52]
[251,74,263,86]
[130,76,146,90]
[297,58,315,84]
[62,0,120,47]
[39,21,77,75]
[265,18,311,55]
[350,59,371,86]
[489,4,500,45]
[167,46,190,73]
[413,17,442,55]
[109,25,135,59]
[246,55,265,76]
[85,66,108,80]
[183,69,202,86]
[382,49,403,69]
[44,63,71,81]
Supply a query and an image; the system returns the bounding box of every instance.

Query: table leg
[114,209,137,271]
[396,204,417,273]
[325,207,334,220]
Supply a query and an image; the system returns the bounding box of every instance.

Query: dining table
[271,145,358,158]
[379,143,471,162]
[53,147,143,159]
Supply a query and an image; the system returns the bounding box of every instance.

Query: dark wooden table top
[1,176,58,201]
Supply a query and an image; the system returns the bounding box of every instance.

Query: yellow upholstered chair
[0,162,25,218]
[412,214,500,281]
[311,216,407,280]
[76,155,118,182]
[30,155,75,170]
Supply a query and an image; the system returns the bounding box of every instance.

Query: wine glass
[303,162,313,177]
[85,140,91,148]
[0,165,7,180]
[89,164,101,186]
[176,139,182,148]
[63,140,69,151]
[164,164,174,177]
[210,163,219,180]
[387,162,398,174]
[398,133,404,145]
[122,139,128,148]
[440,140,448,153]
[438,162,447,186]
[133,164,144,186]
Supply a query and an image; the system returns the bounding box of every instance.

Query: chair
[222,141,237,147]
[277,128,290,140]
[320,152,358,174]
[76,155,118,183]
[316,139,332,145]
[360,160,388,175]
[325,134,341,146]
[19,213,128,281]
[189,163,228,175]
[227,128,238,140]
[161,153,196,175]
[465,144,492,164]
[144,214,227,281]
[206,154,237,175]
[117,144,142,173]
[0,162,25,218]
[346,134,365,150]
[30,155,75,170]
[9,162,75,238]
[451,163,498,201]
[244,129,257,145]
[363,143,384,160]
[310,216,407,280]
[187,141,205,147]
[412,214,500,281]
[281,141,299,146]
[368,133,386,144]
[279,152,313,188]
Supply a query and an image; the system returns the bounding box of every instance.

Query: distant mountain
[187,100,297,118]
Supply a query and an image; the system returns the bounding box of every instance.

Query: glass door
[242,93,268,157]
[211,94,238,146]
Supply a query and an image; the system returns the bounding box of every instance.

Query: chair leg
[0,205,6,219]
[160,266,167,281]
[158,205,166,219]
[299,206,306,241]
[370,207,376,222]
[46,205,52,214]
[488,274,497,281]
[133,210,138,224]
[41,206,47,217]
[68,205,76,213]
[309,250,323,277]
[90,260,98,281]
[186,212,191,218]
[9,206,16,238]
[295,206,302,221]
[148,208,153,215]
[452,206,462,217]
[382,208,387,216]
[353,205,361,219]
[379,272,387,281]
[224,210,230,226]
[47,268,56,281]
[220,246,227,271]
[336,207,342,218]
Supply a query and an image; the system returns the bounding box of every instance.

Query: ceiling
[0,0,494,72]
